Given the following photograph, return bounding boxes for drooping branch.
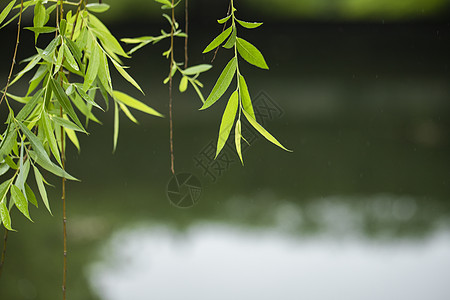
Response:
[0,0,24,107]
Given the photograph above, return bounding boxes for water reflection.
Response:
[88,195,450,300]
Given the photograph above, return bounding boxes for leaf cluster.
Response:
[0,0,162,230]
[201,0,290,164]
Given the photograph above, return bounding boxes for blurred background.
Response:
[0,0,450,299]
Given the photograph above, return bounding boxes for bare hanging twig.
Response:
[184,0,189,69]
[0,0,24,106]
[168,0,176,175]
[0,0,24,280]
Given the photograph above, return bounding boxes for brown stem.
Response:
[184,0,188,69]
[60,105,67,300]
[168,0,176,175]
[211,2,231,63]
[0,0,24,107]
[57,2,67,299]
[0,228,9,280]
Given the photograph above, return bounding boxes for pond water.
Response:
[0,23,450,300]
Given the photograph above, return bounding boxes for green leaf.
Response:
[216,90,239,158]
[86,3,110,13]
[190,80,205,103]
[54,43,65,74]
[0,162,9,177]
[179,76,188,93]
[113,101,119,152]
[41,112,62,166]
[74,84,103,111]
[0,0,16,26]
[65,37,83,70]
[0,180,11,203]
[51,116,84,132]
[203,26,233,54]
[183,64,212,75]
[49,77,85,132]
[155,0,172,6]
[63,43,79,71]
[236,19,263,29]
[200,57,236,110]
[0,199,13,231]
[238,75,255,119]
[9,55,41,86]
[42,36,61,59]
[33,166,51,215]
[16,122,78,180]
[0,125,17,160]
[88,14,129,58]
[25,26,57,34]
[113,91,163,117]
[83,37,101,91]
[118,102,138,124]
[242,109,291,152]
[27,65,48,96]
[236,37,269,70]
[235,119,243,164]
[65,127,80,152]
[11,185,32,221]
[217,15,231,24]
[223,26,236,49]
[112,60,144,94]
[97,51,112,94]
[25,183,38,208]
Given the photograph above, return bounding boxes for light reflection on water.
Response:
[88,195,450,300]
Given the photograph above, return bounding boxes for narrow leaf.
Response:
[236,37,269,69]
[63,43,79,71]
[238,75,255,119]
[236,19,263,29]
[49,77,85,131]
[33,166,51,214]
[0,0,16,26]
[216,90,239,158]
[112,60,144,94]
[183,64,212,75]
[118,102,138,124]
[0,199,13,231]
[113,101,119,152]
[217,15,231,24]
[25,183,38,208]
[11,185,32,221]
[113,91,163,117]
[242,109,291,152]
[86,3,110,13]
[203,26,233,54]
[235,119,243,164]
[223,26,236,49]
[201,57,236,110]
[83,37,101,91]
[41,113,62,165]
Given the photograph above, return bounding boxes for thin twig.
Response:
[211,2,231,63]
[58,1,68,299]
[168,0,176,175]
[0,228,9,280]
[0,0,24,107]
[184,0,188,69]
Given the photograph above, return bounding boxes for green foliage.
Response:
[0,0,162,229]
[122,0,211,104]
[201,0,290,164]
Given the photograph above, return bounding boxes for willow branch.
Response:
[0,229,9,280]
[0,0,24,107]
[184,0,188,69]
[168,0,176,175]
